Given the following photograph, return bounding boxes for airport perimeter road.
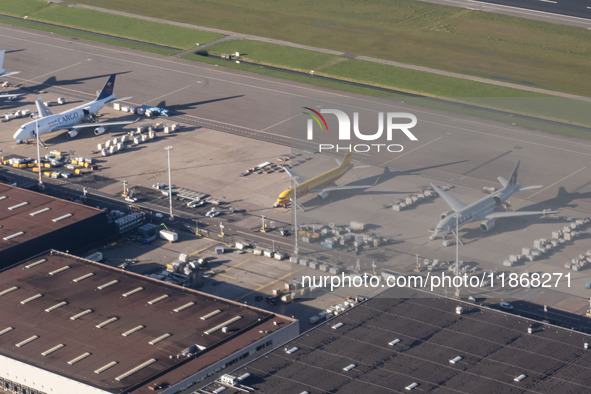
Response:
[418,0,591,28]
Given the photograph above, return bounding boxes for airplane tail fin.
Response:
[498,160,520,188]
[508,160,520,186]
[0,50,5,75]
[340,151,353,168]
[96,74,116,100]
[35,97,53,118]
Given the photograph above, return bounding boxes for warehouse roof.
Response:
[0,183,103,252]
[0,250,294,392]
[206,292,591,393]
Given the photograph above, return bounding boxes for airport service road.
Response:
[417,0,591,29]
[2,23,591,308]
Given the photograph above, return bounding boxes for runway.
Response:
[418,0,591,28]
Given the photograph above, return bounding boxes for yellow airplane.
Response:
[274,151,369,207]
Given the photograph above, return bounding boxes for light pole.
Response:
[292,175,298,256]
[455,213,460,298]
[35,119,43,189]
[164,146,174,221]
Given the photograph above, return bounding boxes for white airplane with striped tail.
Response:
[430,160,557,239]
[13,74,136,141]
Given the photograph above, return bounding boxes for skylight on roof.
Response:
[67,352,91,365]
[30,207,50,216]
[15,335,39,348]
[148,333,171,345]
[3,231,24,241]
[52,213,72,222]
[148,294,169,305]
[94,361,118,374]
[122,287,144,297]
[8,202,28,210]
[173,302,195,313]
[115,358,157,381]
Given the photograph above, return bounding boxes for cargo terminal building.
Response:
[0,250,298,393]
[0,184,113,267]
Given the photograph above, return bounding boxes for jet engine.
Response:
[319,191,329,199]
[94,126,106,135]
[440,210,454,220]
[67,129,79,138]
[479,219,496,232]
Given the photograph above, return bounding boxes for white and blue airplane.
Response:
[13,74,136,140]
[430,160,557,239]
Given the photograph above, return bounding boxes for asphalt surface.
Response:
[418,0,591,28]
[477,0,591,19]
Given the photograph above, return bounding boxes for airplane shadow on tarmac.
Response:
[154,95,244,115]
[14,71,132,95]
[301,159,469,210]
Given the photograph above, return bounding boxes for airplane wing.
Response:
[112,96,132,103]
[311,185,371,193]
[519,185,542,191]
[72,118,140,129]
[0,92,23,100]
[1,71,20,77]
[484,210,558,220]
[430,182,467,212]
[283,166,306,185]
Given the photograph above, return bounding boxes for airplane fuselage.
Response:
[276,163,353,206]
[13,96,113,140]
[434,184,519,236]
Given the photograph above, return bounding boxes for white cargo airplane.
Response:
[0,49,24,100]
[430,160,557,239]
[13,74,136,140]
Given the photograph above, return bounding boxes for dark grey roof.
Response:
[209,293,591,393]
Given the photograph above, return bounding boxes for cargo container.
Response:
[350,221,365,231]
[159,230,178,243]
[274,252,285,261]
[280,293,293,303]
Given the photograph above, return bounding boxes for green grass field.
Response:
[199,39,543,98]
[0,0,223,50]
[199,40,340,73]
[65,0,591,96]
